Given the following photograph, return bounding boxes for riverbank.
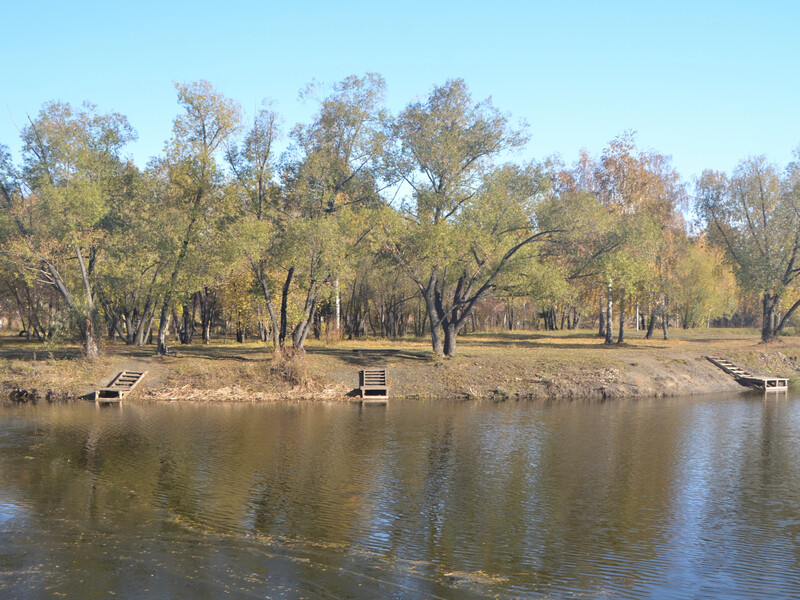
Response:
[2,328,799,404]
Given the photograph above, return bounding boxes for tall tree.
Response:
[93,166,163,346]
[591,133,685,343]
[383,79,559,357]
[279,73,387,352]
[696,155,800,341]
[153,80,241,355]
[227,102,283,350]
[0,103,135,357]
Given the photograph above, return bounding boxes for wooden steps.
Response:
[705,357,788,392]
[359,368,389,404]
[95,370,148,404]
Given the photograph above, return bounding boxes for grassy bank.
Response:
[2,328,799,403]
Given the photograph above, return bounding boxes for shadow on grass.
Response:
[677,337,754,345]
[467,331,598,341]
[156,345,268,362]
[308,347,432,366]
[0,346,83,361]
[460,338,671,351]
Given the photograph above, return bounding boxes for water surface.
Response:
[2,394,800,598]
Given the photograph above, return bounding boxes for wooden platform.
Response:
[95,370,148,404]
[359,368,389,404]
[705,357,788,391]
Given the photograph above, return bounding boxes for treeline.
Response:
[0,74,796,359]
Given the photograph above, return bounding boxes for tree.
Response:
[93,166,164,346]
[278,73,387,352]
[153,80,241,355]
[579,133,685,344]
[383,79,559,357]
[227,102,283,350]
[0,102,135,357]
[672,239,737,328]
[696,155,800,342]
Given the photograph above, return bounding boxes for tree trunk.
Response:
[761,293,779,342]
[661,295,669,340]
[645,304,656,339]
[203,318,213,344]
[74,247,100,359]
[418,270,445,356]
[156,303,170,355]
[292,283,319,351]
[335,277,340,332]
[252,263,280,351]
[419,266,495,358]
[598,295,606,338]
[107,312,119,341]
[617,293,625,344]
[423,293,444,356]
[292,300,317,351]
[180,302,194,344]
[604,282,614,345]
[313,311,322,340]
[83,314,99,359]
[259,321,268,342]
[137,306,156,347]
[443,322,457,357]
[279,267,294,348]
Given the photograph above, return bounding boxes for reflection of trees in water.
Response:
[5,399,800,598]
[672,398,800,586]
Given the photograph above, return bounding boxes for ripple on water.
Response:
[0,501,20,525]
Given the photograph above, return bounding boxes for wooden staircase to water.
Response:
[95,370,148,404]
[359,368,389,404]
[705,356,788,391]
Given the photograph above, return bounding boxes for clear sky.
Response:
[2,0,798,181]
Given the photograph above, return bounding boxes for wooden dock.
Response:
[359,368,389,404]
[704,357,788,391]
[95,370,148,404]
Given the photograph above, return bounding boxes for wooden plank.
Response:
[95,370,148,403]
[705,356,788,391]
[359,368,389,401]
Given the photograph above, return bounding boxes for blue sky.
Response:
[2,0,798,181]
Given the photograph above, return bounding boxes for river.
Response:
[1,394,799,599]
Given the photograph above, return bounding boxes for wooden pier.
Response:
[359,368,389,404]
[704,357,788,391]
[95,370,148,404]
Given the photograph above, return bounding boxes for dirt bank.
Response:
[2,329,796,405]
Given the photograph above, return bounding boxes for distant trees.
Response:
[672,241,737,328]
[0,74,796,359]
[554,133,687,344]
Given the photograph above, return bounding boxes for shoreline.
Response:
[1,329,798,406]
